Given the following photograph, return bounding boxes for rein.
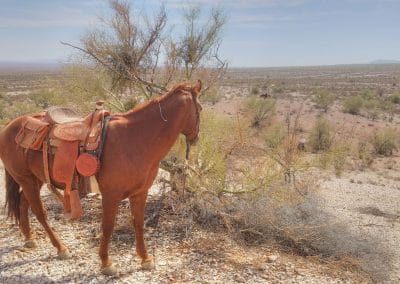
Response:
[158,101,167,122]
[185,140,191,160]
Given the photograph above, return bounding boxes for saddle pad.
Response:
[46,106,82,124]
[53,123,89,141]
[15,117,50,150]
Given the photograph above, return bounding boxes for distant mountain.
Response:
[0,61,61,72]
[370,59,400,64]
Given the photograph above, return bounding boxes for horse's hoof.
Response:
[141,256,155,270]
[24,239,37,248]
[58,249,71,260]
[101,265,118,276]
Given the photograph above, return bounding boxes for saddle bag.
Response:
[15,117,50,150]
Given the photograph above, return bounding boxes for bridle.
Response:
[185,92,202,160]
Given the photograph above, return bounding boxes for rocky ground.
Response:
[0,161,374,284]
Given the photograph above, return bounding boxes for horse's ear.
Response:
[193,80,202,95]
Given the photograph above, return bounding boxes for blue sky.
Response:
[0,0,399,67]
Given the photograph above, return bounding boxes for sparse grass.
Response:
[264,123,286,149]
[357,142,374,170]
[342,96,363,115]
[330,143,350,176]
[389,93,400,104]
[245,97,276,127]
[313,90,336,112]
[369,128,398,156]
[308,117,333,152]
[201,89,221,105]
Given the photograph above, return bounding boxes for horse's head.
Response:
[183,80,203,145]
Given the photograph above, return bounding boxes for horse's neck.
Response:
[121,93,188,160]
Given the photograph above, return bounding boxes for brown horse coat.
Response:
[0,80,202,274]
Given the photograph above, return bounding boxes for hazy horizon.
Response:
[0,0,399,68]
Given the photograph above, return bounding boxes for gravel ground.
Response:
[319,168,400,283]
[0,161,372,283]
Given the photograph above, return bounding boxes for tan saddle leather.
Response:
[16,101,110,220]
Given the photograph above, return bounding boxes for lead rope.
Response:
[158,101,167,122]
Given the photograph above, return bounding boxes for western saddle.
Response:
[15,101,110,220]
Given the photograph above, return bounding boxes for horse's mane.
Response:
[118,82,193,117]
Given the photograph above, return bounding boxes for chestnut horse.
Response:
[0,80,202,275]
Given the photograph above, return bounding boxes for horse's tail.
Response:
[4,169,21,224]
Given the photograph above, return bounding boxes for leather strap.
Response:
[42,138,51,184]
[43,139,64,204]
[98,115,111,161]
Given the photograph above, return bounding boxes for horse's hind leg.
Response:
[21,179,70,259]
[19,193,37,248]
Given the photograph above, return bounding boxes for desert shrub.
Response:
[369,129,398,156]
[360,89,375,101]
[201,89,220,105]
[250,86,260,96]
[272,84,284,94]
[357,142,374,170]
[30,89,66,109]
[0,97,7,120]
[342,96,363,115]
[363,99,380,120]
[330,143,350,176]
[60,65,109,113]
[166,111,235,196]
[245,97,276,127]
[313,90,336,112]
[264,123,286,149]
[2,101,41,119]
[389,93,400,104]
[317,142,349,176]
[308,117,333,152]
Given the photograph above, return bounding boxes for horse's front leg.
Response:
[99,194,120,276]
[129,191,154,270]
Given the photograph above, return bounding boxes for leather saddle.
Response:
[15,101,110,220]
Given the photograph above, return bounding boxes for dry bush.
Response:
[357,142,374,170]
[312,90,336,112]
[369,128,398,156]
[2,101,41,119]
[244,97,276,128]
[308,117,333,152]
[63,0,227,103]
[166,111,237,196]
[250,86,260,96]
[264,123,286,149]
[389,93,400,104]
[318,143,350,176]
[158,109,389,281]
[0,96,7,120]
[342,96,363,115]
[200,88,221,105]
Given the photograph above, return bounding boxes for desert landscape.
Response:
[1,63,400,283]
